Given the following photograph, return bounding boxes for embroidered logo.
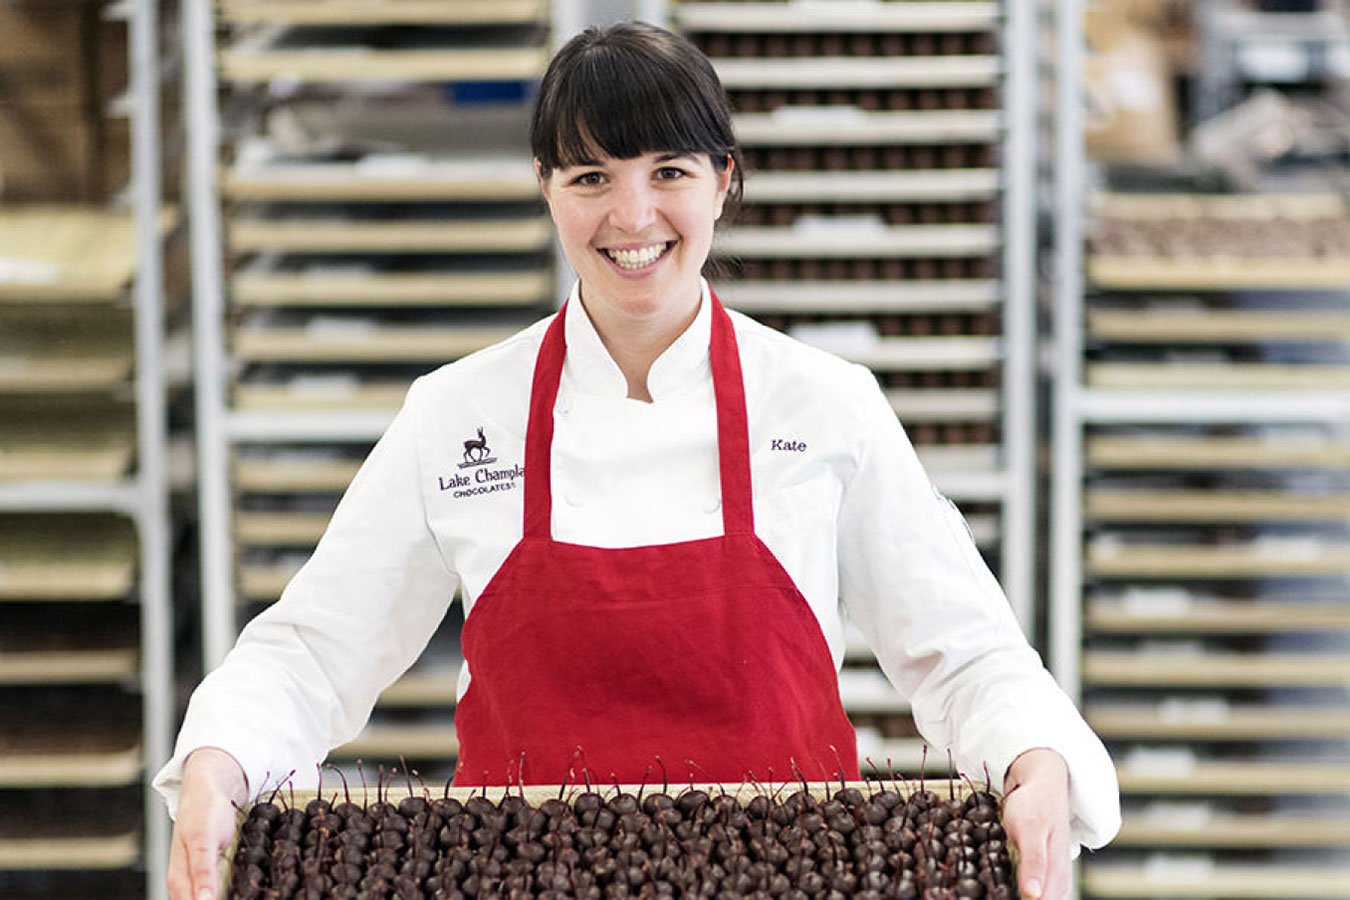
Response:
[438,426,522,498]
[459,426,496,468]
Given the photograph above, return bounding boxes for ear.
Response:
[535,158,552,203]
[713,155,734,221]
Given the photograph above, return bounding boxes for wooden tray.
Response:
[231,270,552,307]
[223,159,538,202]
[1087,704,1350,740]
[732,109,999,146]
[1089,309,1350,343]
[1087,598,1350,633]
[1086,434,1350,470]
[332,723,459,760]
[219,0,546,26]
[673,2,1000,33]
[1084,651,1350,688]
[228,216,552,255]
[0,743,142,788]
[743,168,998,204]
[0,207,139,303]
[233,380,408,413]
[0,648,138,685]
[1116,813,1350,847]
[220,45,548,84]
[711,55,998,90]
[231,324,518,364]
[1088,362,1350,390]
[233,455,364,492]
[1089,257,1350,291]
[237,561,303,602]
[1117,759,1350,795]
[1083,862,1350,898]
[1085,488,1350,522]
[0,833,140,870]
[1086,541,1350,578]
[719,223,997,259]
[0,517,136,600]
[234,509,332,547]
[719,278,999,314]
[884,387,998,422]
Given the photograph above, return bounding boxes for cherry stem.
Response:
[329,764,352,805]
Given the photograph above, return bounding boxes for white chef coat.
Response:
[154,280,1120,850]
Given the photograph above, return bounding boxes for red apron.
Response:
[453,293,859,786]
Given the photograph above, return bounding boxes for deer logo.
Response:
[462,426,491,465]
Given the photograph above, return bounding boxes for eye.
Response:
[655,166,689,181]
[570,170,604,187]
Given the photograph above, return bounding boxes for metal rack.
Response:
[185,0,568,785]
[0,1,172,897]
[671,0,1038,776]
[1052,4,1350,897]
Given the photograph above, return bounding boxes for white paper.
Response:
[1158,696,1230,724]
[1143,853,1216,882]
[0,258,60,285]
[788,321,880,356]
[1125,747,1197,778]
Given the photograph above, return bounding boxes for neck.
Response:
[579,286,702,403]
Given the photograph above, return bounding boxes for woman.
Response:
[160,22,1119,900]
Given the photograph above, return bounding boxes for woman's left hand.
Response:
[1002,747,1072,900]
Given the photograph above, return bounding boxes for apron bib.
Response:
[453,292,858,786]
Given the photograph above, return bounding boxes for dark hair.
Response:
[530,21,744,213]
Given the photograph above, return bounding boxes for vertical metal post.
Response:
[129,0,171,895]
[1051,0,1087,702]
[1000,0,1037,634]
[183,0,235,668]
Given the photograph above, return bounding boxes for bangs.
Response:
[534,38,732,172]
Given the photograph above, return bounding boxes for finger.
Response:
[187,833,224,900]
[1004,802,1050,900]
[167,829,191,900]
[1042,825,1073,900]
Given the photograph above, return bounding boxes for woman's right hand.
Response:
[166,747,249,900]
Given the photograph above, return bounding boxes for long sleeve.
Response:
[153,377,459,817]
[836,367,1121,851]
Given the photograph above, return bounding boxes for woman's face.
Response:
[539,149,732,328]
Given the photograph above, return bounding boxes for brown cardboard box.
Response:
[0,3,94,108]
[0,103,98,200]
[1083,7,1182,165]
[0,4,134,200]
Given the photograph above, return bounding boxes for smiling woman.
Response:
[157,22,1119,900]
[530,23,743,401]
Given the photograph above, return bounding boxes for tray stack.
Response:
[0,204,171,899]
[195,0,556,785]
[1068,193,1350,897]
[671,0,1030,779]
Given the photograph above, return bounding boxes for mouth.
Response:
[600,240,676,271]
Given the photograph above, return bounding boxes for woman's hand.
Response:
[1002,747,1072,900]
[167,747,249,900]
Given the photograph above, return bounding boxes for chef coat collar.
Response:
[561,279,713,402]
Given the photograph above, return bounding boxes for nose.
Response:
[607,176,658,234]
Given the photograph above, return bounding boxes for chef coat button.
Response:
[704,496,721,513]
[565,490,582,507]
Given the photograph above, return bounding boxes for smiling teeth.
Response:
[607,243,667,269]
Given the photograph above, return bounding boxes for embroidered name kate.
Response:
[771,438,807,452]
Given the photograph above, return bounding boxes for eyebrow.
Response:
[562,151,698,169]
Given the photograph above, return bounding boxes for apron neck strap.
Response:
[523,290,754,538]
